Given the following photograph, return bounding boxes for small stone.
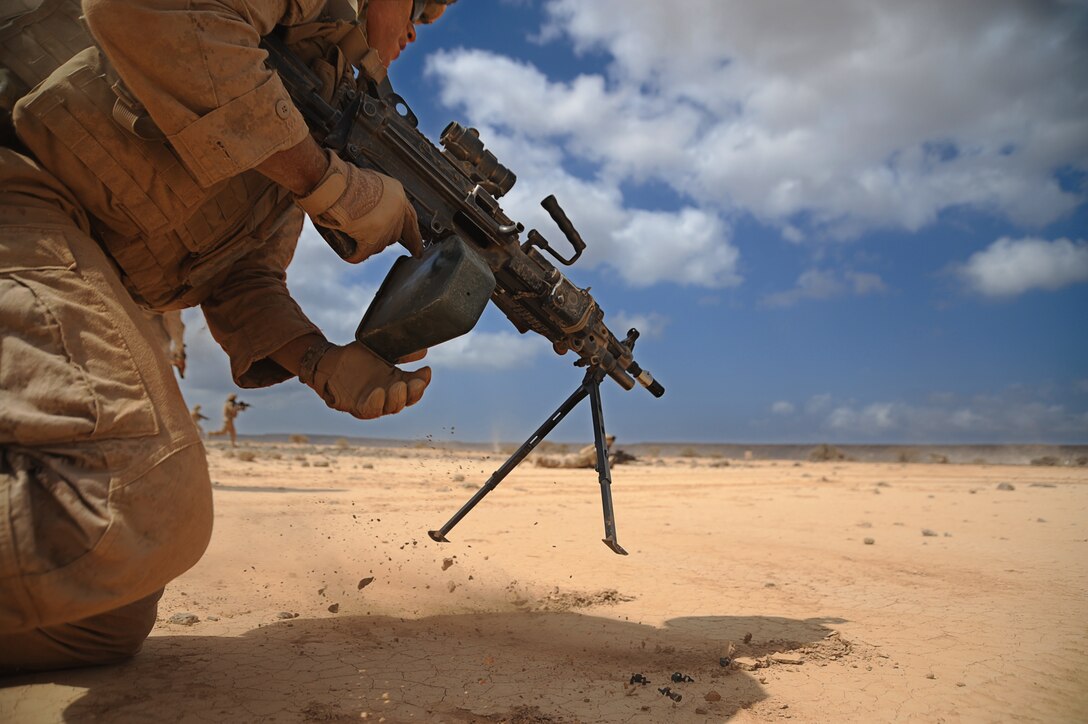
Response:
[328,603,340,613]
[695,708,708,715]
[206,615,220,622]
[956,682,966,687]
[922,528,938,537]
[732,657,762,671]
[276,611,298,620]
[925,672,936,680]
[863,537,875,545]
[358,577,375,590]
[447,581,457,593]
[442,558,455,571]
[743,632,753,644]
[770,653,804,665]
[704,690,722,702]
[169,612,199,626]
[996,482,1015,491]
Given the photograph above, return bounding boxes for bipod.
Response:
[428,366,628,555]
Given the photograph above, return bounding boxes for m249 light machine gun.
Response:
[262,34,664,555]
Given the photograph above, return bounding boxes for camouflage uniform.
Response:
[0,0,373,672]
[209,396,248,447]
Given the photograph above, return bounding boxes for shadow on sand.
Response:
[10,611,846,722]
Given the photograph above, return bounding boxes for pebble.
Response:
[442,558,455,571]
[358,577,375,590]
[770,653,804,665]
[704,690,722,702]
[863,537,875,545]
[732,657,762,671]
[996,482,1015,491]
[168,612,199,626]
[921,528,938,537]
[447,581,458,593]
[276,611,298,620]
[206,615,220,622]
[328,603,340,613]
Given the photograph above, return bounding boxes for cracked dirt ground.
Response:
[2,443,1086,722]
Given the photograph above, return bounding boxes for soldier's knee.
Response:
[0,589,162,673]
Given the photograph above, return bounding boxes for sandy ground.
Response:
[2,441,1086,723]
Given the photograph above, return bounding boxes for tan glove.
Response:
[299,341,430,420]
[296,150,423,263]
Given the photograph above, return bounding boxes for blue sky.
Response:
[180,0,1088,445]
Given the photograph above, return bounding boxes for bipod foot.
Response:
[427,530,449,543]
[603,537,628,556]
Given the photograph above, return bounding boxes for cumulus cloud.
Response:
[425,330,545,370]
[772,401,796,415]
[762,268,888,307]
[957,237,1088,297]
[430,0,1087,243]
[775,390,1088,442]
[610,311,669,340]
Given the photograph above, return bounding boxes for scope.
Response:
[440,122,516,198]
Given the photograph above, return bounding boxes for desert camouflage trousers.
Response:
[0,149,213,672]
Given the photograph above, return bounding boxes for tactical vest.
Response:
[0,0,90,145]
[3,1,363,311]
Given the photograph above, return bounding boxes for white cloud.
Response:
[762,268,888,307]
[775,391,1088,442]
[436,122,742,288]
[772,401,796,415]
[430,0,1087,242]
[610,311,669,341]
[957,236,1088,297]
[425,329,545,370]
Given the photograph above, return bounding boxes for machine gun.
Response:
[261,34,664,554]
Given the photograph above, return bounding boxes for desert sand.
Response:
[2,440,1086,723]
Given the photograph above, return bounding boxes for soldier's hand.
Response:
[301,342,430,420]
[296,150,423,263]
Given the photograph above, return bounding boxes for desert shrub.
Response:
[928,453,950,464]
[1075,456,1088,467]
[809,444,846,462]
[236,450,256,462]
[335,437,351,449]
[896,449,918,463]
[290,434,309,444]
[679,447,699,458]
[1030,456,1060,466]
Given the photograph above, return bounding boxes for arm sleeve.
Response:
[82,0,326,188]
[200,206,322,387]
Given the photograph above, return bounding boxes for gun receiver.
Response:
[262,34,664,552]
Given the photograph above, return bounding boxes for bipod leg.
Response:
[587,373,628,555]
[428,375,592,544]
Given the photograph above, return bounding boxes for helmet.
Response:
[228,393,237,400]
[412,0,457,24]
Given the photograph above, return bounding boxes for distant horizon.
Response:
[219,432,1088,450]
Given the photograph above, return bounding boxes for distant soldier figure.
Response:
[535,436,617,469]
[190,405,208,439]
[209,394,249,447]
